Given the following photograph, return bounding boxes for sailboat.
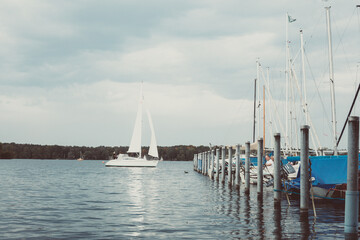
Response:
[106,84,159,167]
[77,151,84,161]
[283,6,360,201]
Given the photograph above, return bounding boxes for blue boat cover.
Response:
[308,155,348,185]
[240,157,260,166]
[288,154,360,185]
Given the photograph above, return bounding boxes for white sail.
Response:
[128,91,143,155]
[147,109,158,158]
[106,83,159,168]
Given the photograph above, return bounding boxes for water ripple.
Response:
[0,160,356,239]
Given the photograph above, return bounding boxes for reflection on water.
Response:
[257,196,265,240]
[300,211,310,240]
[0,160,356,239]
[244,192,251,237]
[273,202,282,239]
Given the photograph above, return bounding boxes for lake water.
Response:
[0,160,356,239]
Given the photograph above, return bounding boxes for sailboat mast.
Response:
[325,6,338,155]
[285,13,290,156]
[300,30,309,125]
[253,78,257,143]
[263,85,265,153]
[257,60,261,139]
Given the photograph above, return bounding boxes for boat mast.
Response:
[300,30,308,125]
[285,13,290,156]
[266,67,275,149]
[325,6,338,155]
[257,60,261,139]
[263,85,266,153]
[300,29,321,156]
[253,78,257,143]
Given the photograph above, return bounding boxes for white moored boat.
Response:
[106,154,158,167]
[106,83,159,168]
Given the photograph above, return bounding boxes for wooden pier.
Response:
[193,116,359,236]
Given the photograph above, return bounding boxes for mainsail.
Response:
[128,91,143,155]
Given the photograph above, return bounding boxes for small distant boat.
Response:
[77,152,84,161]
[106,83,159,168]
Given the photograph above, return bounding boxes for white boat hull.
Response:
[105,157,158,167]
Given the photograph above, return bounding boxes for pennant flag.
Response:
[288,15,296,23]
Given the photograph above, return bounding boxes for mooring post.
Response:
[205,151,209,176]
[205,151,208,176]
[300,125,310,211]
[210,150,214,179]
[201,152,205,175]
[228,146,233,186]
[208,150,211,177]
[212,149,215,179]
[208,150,212,177]
[245,141,250,194]
[193,154,196,171]
[257,138,263,195]
[198,153,201,173]
[196,154,199,171]
[221,147,226,183]
[208,150,211,178]
[274,133,281,202]
[204,151,207,176]
[235,144,240,188]
[216,148,220,181]
[196,154,199,172]
[197,153,199,172]
[197,153,201,172]
[202,152,205,175]
[345,116,359,235]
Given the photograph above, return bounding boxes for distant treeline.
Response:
[0,142,210,161]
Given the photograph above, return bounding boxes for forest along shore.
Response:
[0,142,210,161]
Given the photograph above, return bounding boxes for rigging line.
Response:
[303,8,324,49]
[333,7,358,83]
[336,83,360,147]
[288,43,301,68]
[304,51,333,135]
[333,6,356,54]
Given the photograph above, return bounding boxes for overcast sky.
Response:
[0,0,359,150]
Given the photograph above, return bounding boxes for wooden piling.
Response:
[205,151,208,176]
[274,133,281,202]
[300,125,310,211]
[235,144,240,187]
[228,146,233,186]
[216,148,220,181]
[345,116,359,234]
[221,147,226,183]
[245,141,250,194]
[257,138,263,195]
[193,154,197,171]
[210,150,214,179]
[202,152,205,175]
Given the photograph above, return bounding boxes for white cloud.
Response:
[0,81,254,146]
[0,0,359,149]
